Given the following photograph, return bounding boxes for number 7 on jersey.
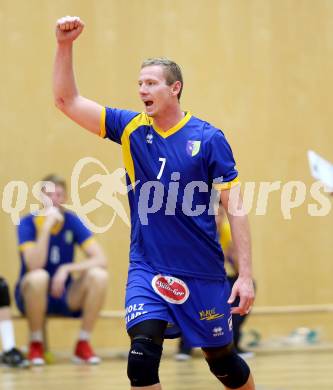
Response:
[157,157,166,179]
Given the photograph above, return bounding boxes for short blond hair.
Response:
[41,174,66,191]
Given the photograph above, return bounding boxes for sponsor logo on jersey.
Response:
[212,326,224,337]
[151,275,190,304]
[186,140,201,157]
[199,308,224,321]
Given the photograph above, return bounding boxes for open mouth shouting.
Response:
[144,100,153,107]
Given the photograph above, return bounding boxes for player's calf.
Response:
[203,344,251,389]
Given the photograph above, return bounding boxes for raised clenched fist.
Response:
[55,16,84,43]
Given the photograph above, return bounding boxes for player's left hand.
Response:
[51,266,69,298]
[228,276,255,316]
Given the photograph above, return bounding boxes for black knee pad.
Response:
[206,350,250,389]
[127,335,163,387]
[0,277,11,307]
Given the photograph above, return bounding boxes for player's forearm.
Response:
[228,214,252,278]
[53,42,79,110]
[62,256,107,275]
[24,228,51,270]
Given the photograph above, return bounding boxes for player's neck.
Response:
[153,105,184,132]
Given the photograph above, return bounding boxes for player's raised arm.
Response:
[53,16,103,135]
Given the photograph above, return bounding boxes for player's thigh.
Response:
[168,276,233,348]
[125,267,173,332]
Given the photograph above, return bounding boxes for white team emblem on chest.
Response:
[146,133,154,144]
[186,140,201,156]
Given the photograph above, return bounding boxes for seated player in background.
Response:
[15,174,108,365]
[0,276,29,367]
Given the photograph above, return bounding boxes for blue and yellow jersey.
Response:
[17,211,94,280]
[101,108,239,280]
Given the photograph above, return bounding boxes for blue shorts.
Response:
[15,281,82,318]
[125,263,233,348]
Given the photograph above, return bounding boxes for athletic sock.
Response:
[30,330,43,343]
[0,320,16,352]
[78,329,91,341]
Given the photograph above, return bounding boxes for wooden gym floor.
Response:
[1,349,333,390]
